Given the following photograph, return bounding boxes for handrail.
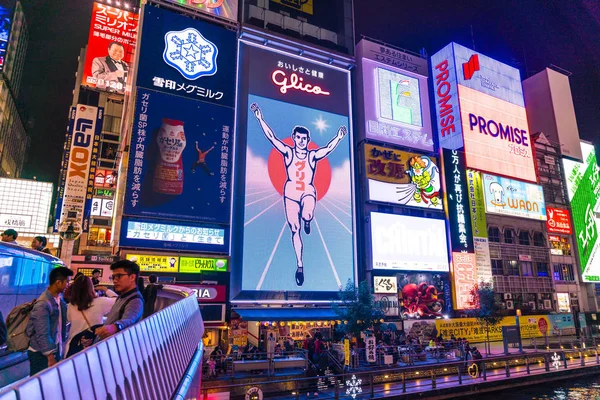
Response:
[0,290,204,399]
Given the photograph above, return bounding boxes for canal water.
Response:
[479,375,600,399]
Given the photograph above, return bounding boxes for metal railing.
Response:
[0,286,205,400]
[201,347,600,399]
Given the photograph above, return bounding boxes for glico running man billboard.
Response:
[122,5,236,252]
[563,142,600,282]
[231,41,355,300]
[364,144,442,210]
[431,42,536,182]
[82,2,139,94]
[356,39,434,151]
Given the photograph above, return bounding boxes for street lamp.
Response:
[516,309,524,353]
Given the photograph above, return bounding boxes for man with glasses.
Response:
[95,260,143,339]
[26,266,73,375]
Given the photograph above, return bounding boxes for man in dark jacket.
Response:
[26,267,73,375]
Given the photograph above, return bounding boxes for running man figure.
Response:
[251,103,347,286]
[191,141,214,175]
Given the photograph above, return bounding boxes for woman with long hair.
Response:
[65,275,116,356]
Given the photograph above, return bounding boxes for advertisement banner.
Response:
[442,149,474,252]
[466,170,487,238]
[374,294,399,317]
[435,315,553,342]
[119,217,228,253]
[371,212,449,272]
[126,254,179,273]
[482,173,546,221]
[124,87,233,224]
[344,339,350,366]
[563,142,600,282]
[546,207,573,235]
[451,252,477,310]
[364,144,442,209]
[162,0,238,22]
[0,2,14,72]
[373,276,397,294]
[82,2,139,94]
[357,39,433,151]
[179,256,228,273]
[136,5,237,107]
[56,105,102,232]
[233,41,354,296]
[181,284,227,302]
[366,337,376,363]
[398,272,449,319]
[473,237,492,283]
[54,107,76,231]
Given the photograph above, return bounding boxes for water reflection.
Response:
[480,376,600,399]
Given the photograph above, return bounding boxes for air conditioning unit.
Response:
[506,300,515,310]
[504,293,513,300]
[537,293,543,300]
[528,302,536,310]
[544,299,552,310]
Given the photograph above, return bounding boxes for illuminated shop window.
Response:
[87,227,112,247]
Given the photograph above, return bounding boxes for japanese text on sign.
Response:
[130,92,150,208]
[152,76,223,100]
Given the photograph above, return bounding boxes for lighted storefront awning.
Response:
[233,308,340,321]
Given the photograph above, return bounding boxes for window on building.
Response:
[533,232,546,247]
[491,259,503,275]
[536,262,549,277]
[518,231,530,246]
[488,227,501,243]
[504,229,515,244]
[553,264,575,282]
[102,115,122,134]
[506,260,519,276]
[520,261,533,277]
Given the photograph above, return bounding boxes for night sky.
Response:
[18,0,600,183]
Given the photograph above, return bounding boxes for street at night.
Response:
[0,1,599,399]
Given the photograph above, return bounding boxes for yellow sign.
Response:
[436,315,551,343]
[179,257,228,273]
[344,339,350,366]
[127,254,179,273]
[365,144,432,185]
[271,0,313,15]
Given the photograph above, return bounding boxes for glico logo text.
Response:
[68,110,95,179]
[271,70,330,96]
[468,113,529,147]
[434,60,458,138]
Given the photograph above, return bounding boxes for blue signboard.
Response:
[137,5,237,107]
[119,217,228,253]
[482,173,546,221]
[124,87,233,225]
[0,4,13,72]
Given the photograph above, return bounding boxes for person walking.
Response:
[65,275,116,357]
[95,260,143,339]
[25,267,73,375]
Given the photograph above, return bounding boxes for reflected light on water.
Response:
[479,376,600,399]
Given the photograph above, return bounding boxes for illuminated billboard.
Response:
[370,212,449,272]
[0,178,53,234]
[563,142,600,282]
[231,41,354,300]
[136,5,236,106]
[0,3,13,71]
[451,252,477,310]
[442,149,473,252]
[482,173,546,221]
[364,144,442,210]
[356,39,433,151]
[398,272,452,319]
[162,0,238,22]
[119,217,227,253]
[126,254,180,273]
[55,105,103,232]
[467,170,492,283]
[82,2,139,94]
[124,5,236,226]
[546,207,572,235]
[124,253,228,273]
[431,42,536,182]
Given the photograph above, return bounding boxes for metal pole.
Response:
[402,372,406,393]
[482,361,487,381]
[526,356,530,374]
[505,361,510,377]
[370,373,374,398]
[581,351,585,366]
[431,370,436,389]
[545,354,550,372]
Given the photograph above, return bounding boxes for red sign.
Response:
[546,207,572,234]
[173,284,226,303]
[452,252,478,310]
[82,2,139,94]
[94,169,117,188]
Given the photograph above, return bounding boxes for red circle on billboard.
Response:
[267,137,332,201]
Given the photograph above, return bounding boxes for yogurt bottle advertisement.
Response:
[124,87,233,224]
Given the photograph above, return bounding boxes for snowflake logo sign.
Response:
[551,352,562,370]
[163,28,218,80]
[345,375,362,399]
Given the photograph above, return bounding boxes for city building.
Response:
[0,1,28,178]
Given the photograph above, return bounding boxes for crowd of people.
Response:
[1,228,52,254]
[23,260,145,375]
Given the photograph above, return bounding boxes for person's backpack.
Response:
[5,300,37,352]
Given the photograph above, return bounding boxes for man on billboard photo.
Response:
[250,102,347,287]
[191,141,215,176]
[92,41,128,91]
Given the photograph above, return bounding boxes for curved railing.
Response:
[0,285,204,400]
